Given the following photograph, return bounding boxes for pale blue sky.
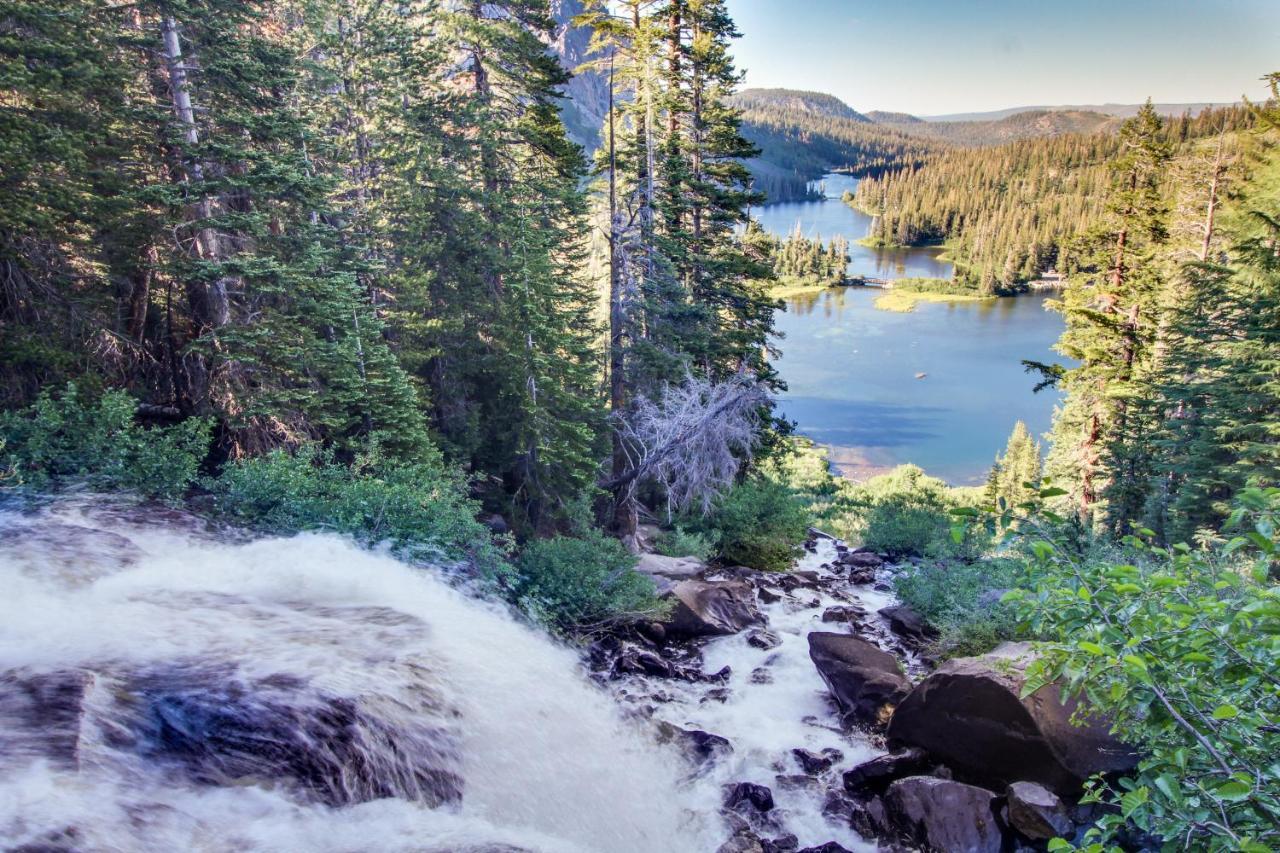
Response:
[726,0,1279,115]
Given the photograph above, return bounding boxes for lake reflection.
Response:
[758,193,1067,483]
[752,173,953,281]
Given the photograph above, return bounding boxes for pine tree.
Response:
[1046,103,1171,530]
[985,420,1043,513]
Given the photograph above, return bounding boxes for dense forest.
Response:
[731,88,944,202]
[1,2,1279,850]
[852,105,1257,292]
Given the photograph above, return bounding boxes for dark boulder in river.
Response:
[887,642,1138,794]
[807,632,911,727]
[883,776,1003,853]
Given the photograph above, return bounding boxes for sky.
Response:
[725,0,1280,116]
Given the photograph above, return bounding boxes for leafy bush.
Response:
[980,487,1280,851]
[512,530,664,630]
[207,443,500,568]
[840,465,986,559]
[653,525,716,561]
[0,384,211,501]
[893,556,1026,657]
[710,476,810,572]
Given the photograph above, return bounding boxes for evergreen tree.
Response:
[985,420,1043,513]
[1045,103,1171,530]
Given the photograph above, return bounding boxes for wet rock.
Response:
[884,776,1003,853]
[665,580,764,638]
[873,582,893,593]
[821,789,858,822]
[762,834,799,853]
[655,721,734,766]
[842,551,884,570]
[747,629,782,650]
[887,642,1138,794]
[702,687,732,704]
[841,748,929,797]
[637,621,666,644]
[139,667,462,808]
[792,747,842,774]
[718,829,766,853]
[1006,781,1072,840]
[807,632,911,727]
[750,667,773,685]
[612,645,673,678]
[877,605,937,647]
[848,796,891,839]
[0,669,97,769]
[797,844,854,853]
[820,605,865,628]
[725,782,776,813]
[774,774,821,793]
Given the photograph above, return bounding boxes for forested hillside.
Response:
[731,88,944,202]
[0,0,779,539]
[852,105,1256,291]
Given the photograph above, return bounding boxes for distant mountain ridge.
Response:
[732,88,871,123]
[923,102,1236,122]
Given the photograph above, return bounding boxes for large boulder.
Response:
[887,642,1138,794]
[665,580,764,638]
[884,776,1003,853]
[807,633,911,727]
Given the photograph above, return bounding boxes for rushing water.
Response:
[0,498,918,851]
[756,173,1066,484]
[0,499,722,853]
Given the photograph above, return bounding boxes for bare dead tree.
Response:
[602,372,768,518]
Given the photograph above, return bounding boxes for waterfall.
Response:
[0,498,721,852]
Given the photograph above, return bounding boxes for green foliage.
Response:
[652,526,716,562]
[980,486,1280,850]
[707,476,810,572]
[512,530,663,630]
[0,385,211,501]
[852,105,1251,290]
[835,465,986,559]
[985,420,1044,517]
[743,221,850,286]
[893,556,1026,658]
[206,443,499,568]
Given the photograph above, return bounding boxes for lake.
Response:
[759,174,1066,485]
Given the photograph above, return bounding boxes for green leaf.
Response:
[1214,780,1253,801]
[1078,641,1105,656]
[1120,787,1149,818]
[1211,704,1238,720]
[1039,486,1068,499]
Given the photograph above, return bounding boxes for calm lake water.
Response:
[760,174,1066,485]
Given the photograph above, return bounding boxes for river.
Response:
[756,173,1066,485]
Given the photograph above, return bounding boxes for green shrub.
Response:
[512,530,663,630]
[653,525,716,561]
[893,556,1026,657]
[0,384,211,501]
[974,486,1280,850]
[711,476,810,571]
[207,443,500,568]
[837,465,986,559]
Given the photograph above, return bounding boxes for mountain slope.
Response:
[880,109,1119,146]
[924,102,1236,122]
[732,88,871,123]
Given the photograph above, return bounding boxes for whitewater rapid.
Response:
[0,499,723,852]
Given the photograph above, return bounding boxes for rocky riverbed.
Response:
[0,499,1136,852]
[586,531,1138,852]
